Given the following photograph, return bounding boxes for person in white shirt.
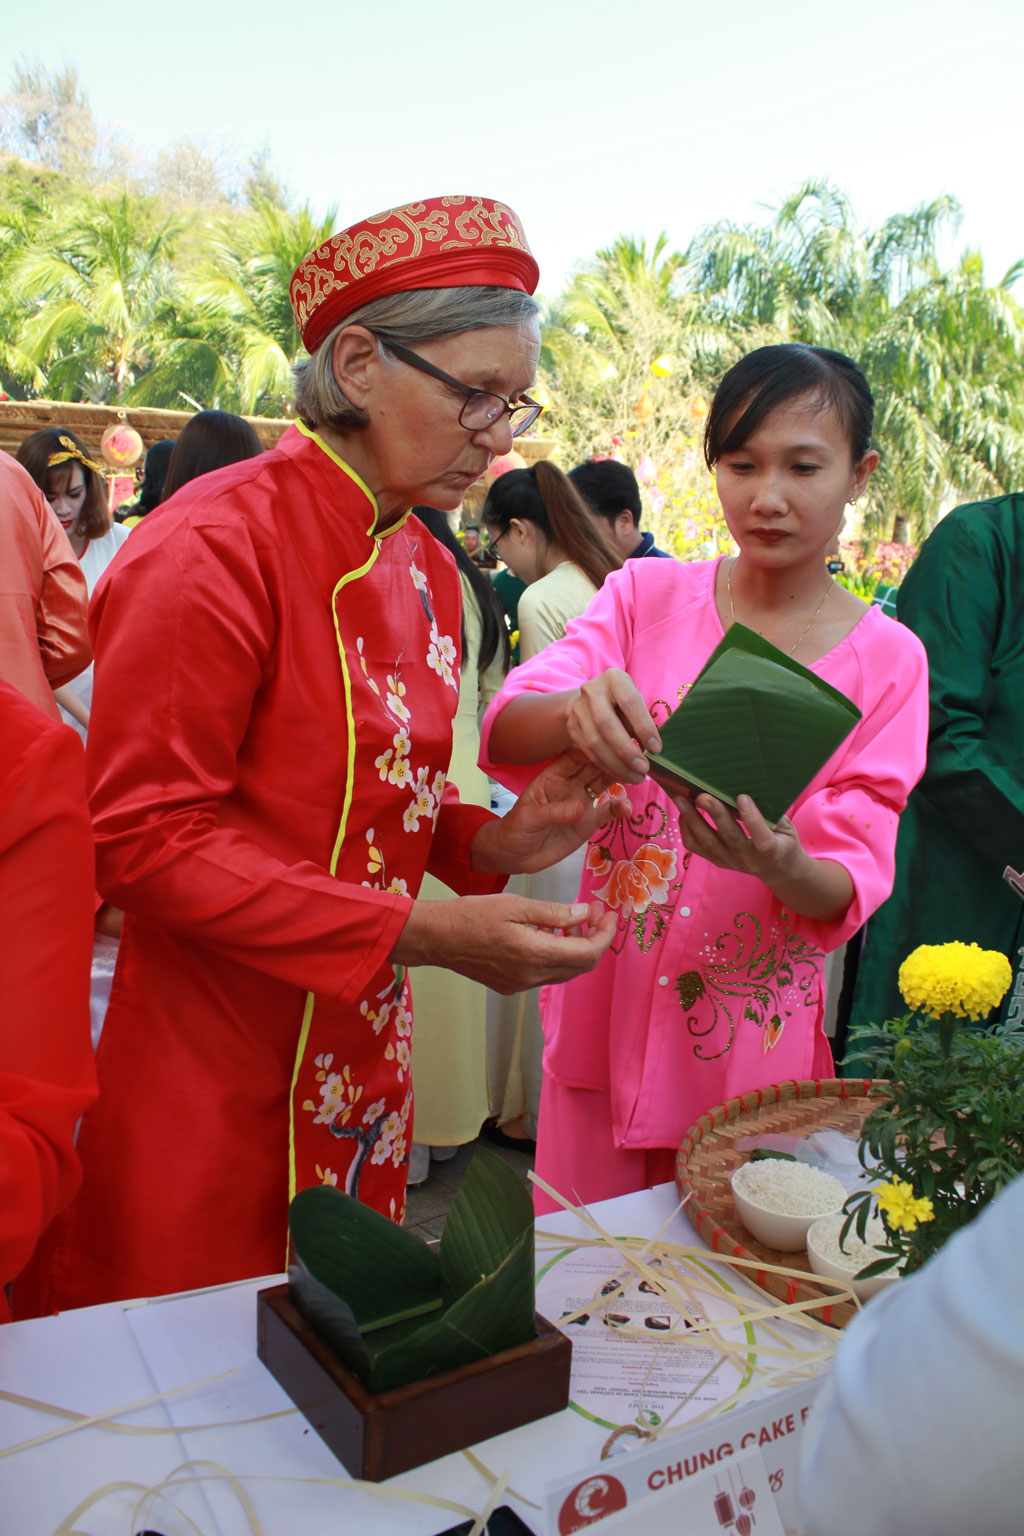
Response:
[799,1172,1024,1536]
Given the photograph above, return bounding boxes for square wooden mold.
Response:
[257,1283,572,1482]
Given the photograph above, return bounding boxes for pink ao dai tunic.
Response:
[480,557,929,1165]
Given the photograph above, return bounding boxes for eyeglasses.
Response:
[378,339,544,439]
[489,526,512,553]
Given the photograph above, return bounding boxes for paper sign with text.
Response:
[552,1446,784,1535]
[545,1375,824,1534]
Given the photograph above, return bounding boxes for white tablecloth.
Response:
[0,1185,794,1536]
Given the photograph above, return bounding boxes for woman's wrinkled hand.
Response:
[564,669,661,783]
[471,751,615,875]
[390,892,617,993]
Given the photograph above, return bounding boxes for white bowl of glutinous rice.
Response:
[806,1212,902,1299]
[731,1159,846,1250]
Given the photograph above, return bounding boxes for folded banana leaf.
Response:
[644,622,861,826]
[288,1147,537,1394]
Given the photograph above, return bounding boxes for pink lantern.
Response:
[100,422,143,468]
[486,449,527,481]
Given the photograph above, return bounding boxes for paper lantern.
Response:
[651,353,674,377]
[100,422,144,468]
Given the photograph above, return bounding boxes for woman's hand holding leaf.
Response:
[565,668,661,783]
[672,791,854,922]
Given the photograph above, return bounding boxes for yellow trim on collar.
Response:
[294,419,412,539]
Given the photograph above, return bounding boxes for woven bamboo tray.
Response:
[675,1078,886,1330]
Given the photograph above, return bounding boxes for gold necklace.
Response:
[726,557,835,657]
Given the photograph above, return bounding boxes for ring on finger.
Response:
[584,783,601,802]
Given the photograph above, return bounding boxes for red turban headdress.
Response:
[289,195,539,355]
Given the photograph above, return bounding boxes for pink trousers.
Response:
[532,1074,677,1216]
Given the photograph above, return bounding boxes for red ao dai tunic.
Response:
[33,425,501,1313]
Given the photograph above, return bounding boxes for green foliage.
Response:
[179,199,337,415]
[2,76,1021,540]
[538,179,1024,550]
[833,570,880,602]
[9,189,182,402]
[288,1148,536,1394]
[843,1012,1024,1274]
[538,236,735,556]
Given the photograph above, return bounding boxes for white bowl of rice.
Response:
[730,1159,846,1250]
[806,1212,902,1299]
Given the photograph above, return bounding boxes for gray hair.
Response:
[291,285,540,434]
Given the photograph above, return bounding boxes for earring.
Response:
[847,498,857,507]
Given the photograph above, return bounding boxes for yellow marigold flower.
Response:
[875,1178,935,1233]
[898,941,1012,1021]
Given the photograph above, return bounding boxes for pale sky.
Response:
[3,0,1022,299]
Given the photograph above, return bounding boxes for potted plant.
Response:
[842,941,1018,1277]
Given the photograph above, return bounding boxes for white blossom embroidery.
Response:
[427,623,458,690]
[371,1091,412,1169]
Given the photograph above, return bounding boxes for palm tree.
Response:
[0,173,52,395]
[685,181,1024,540]
[10,190,182,402]
[541,233,726,462]
[538,234,735,556]
[176,199,338,416]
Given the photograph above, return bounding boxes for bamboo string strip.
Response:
[3,1364,540,1534]
[0,1386,298,1443]
[531,1172,843,1445]
[467,1468,512,1536]
[49,1460,506,1536]
[0,1369,253,1460]
[460,1447,541,1510]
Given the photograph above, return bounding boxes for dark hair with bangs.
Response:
[15,426,111,542]
[703,345,874,469]
[482,461,621,592]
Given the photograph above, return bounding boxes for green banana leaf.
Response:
[368,1229,536,1393]
[288,1147,537,1394]
[289,1183,441,1331]
[440,1135,535,1304]
[645,621,861,826]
